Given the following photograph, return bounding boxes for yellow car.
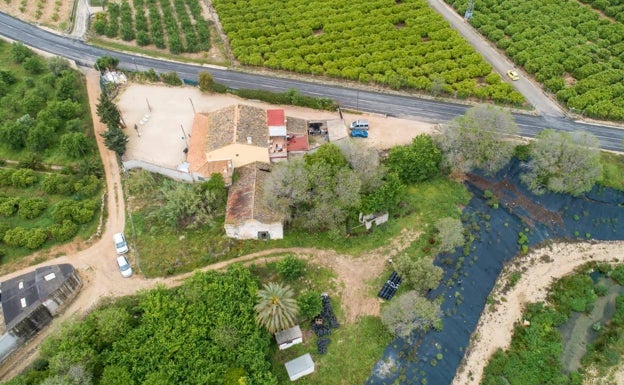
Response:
[506,70,520,81]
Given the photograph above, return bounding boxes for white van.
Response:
[113,232,129,254]
[349,120,369,130]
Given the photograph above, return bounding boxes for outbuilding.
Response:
[275,325,303,350]
[285,353,315,381]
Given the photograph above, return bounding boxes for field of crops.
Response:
[446,0,624,121]
[212,0,524,105]
[92,0,211,54]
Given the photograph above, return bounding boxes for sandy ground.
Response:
[117,83,437,168]
[452,240,624,385]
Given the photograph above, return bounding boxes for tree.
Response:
[101,126,128,156]
[437,105,519,175]
[96,93,121,128]
[395,254,443,294]
[435,217,465,253]
[47,57,71,76]
[386,134,442,183]
[338,139,384,192]
[276,255,306,281]
[255,282,298,334]
[61,133,92,159]
[380,291,441,341]
[521,129,602,195]
[95,56,119,72]
[10,42,32,64]
[360,172,406,214]
[198,71,214,92]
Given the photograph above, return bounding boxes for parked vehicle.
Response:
[350,129,368,138]
[349,119,369,130]
[113,232,129,254]
[308,122,327,135]
[116,255,133,278]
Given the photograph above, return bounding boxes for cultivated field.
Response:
[0,0,73,30]
[446,0,624,121]
[212,0,524,105]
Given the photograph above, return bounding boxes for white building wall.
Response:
[224,220,283,240]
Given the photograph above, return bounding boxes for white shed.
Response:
[275,325,303,350]
[285,353,315,381]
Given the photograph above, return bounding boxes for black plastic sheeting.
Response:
[366,159,624,385]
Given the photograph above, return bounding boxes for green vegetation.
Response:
[446,0,624,121]
[0,42,102,262]
[91,0,211,54]
[212,0,524,104]
[381,291,442,340]
[255,282,299,334]
[521,130,602,195]
[6,265,278,385]
[438,105,519,175]
[599,152,624,191]
[481,264,624,385]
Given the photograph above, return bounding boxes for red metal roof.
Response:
[267,109,285,127]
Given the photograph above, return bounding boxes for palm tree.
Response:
[255,282,298,334]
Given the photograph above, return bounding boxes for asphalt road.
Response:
[0,11,623,151]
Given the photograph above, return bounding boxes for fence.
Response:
[122,159,194,182]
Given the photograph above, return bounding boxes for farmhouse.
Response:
[224,162,283,240]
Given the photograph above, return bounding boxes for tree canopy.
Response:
[255,282,299,334]
[437,105,519,175]
[521,129,602,195]
[380,291,442,341]
[386,134,442,184]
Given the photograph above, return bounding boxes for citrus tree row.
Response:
[446,0,624,121]
[212,0,524,105]
[92,0,210,54]
[578,0,624,23]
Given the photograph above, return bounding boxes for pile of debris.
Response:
[312,293,340,354]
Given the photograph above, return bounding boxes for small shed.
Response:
[285,353,315,381]
[275,325,303,350]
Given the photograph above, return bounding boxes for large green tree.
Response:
[96,93,121,128]
[264,143,363,230]
[437,105,519,175]
[386,134,442,184]
[254,282,298,334]
[521,129,602,195]
[101,125,127,156]
[395,254,443,294]
[380,291,441,341]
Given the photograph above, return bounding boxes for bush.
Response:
[277,255,306,281]
[3,227,27,247]
[0,197,20,217]
[52,200,98,224]
[297,290,322,321]
[49,220,79,241]
[24,228,47,249]
[73,175,101,198]
[11,168,38,188]
[18,198,47,219]
[160,71,182,86]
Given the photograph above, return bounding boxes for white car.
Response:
[116,255,133,278]
[113,232,129,254]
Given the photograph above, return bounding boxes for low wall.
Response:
[122,159,194,182]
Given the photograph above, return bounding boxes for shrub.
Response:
[52,200,98,224]
[73,175,101,198]
[277,255,306,281]
[0,197,20,217]
[49,220,79,241]
[160,71,182,86]
[3,227,27,247]
[11,168,38,188]
[297,290,322,321]
[18,198,47,219]
[24,228,47,249]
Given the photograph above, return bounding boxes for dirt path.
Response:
[452,240,624,385]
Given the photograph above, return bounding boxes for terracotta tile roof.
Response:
[196,159,233,185]
[225,162,282,225]
[267,109,285,126]
[237,105,269,146]
[287,134,309,152]
[206,105,236,152]
[188,113,210,171]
